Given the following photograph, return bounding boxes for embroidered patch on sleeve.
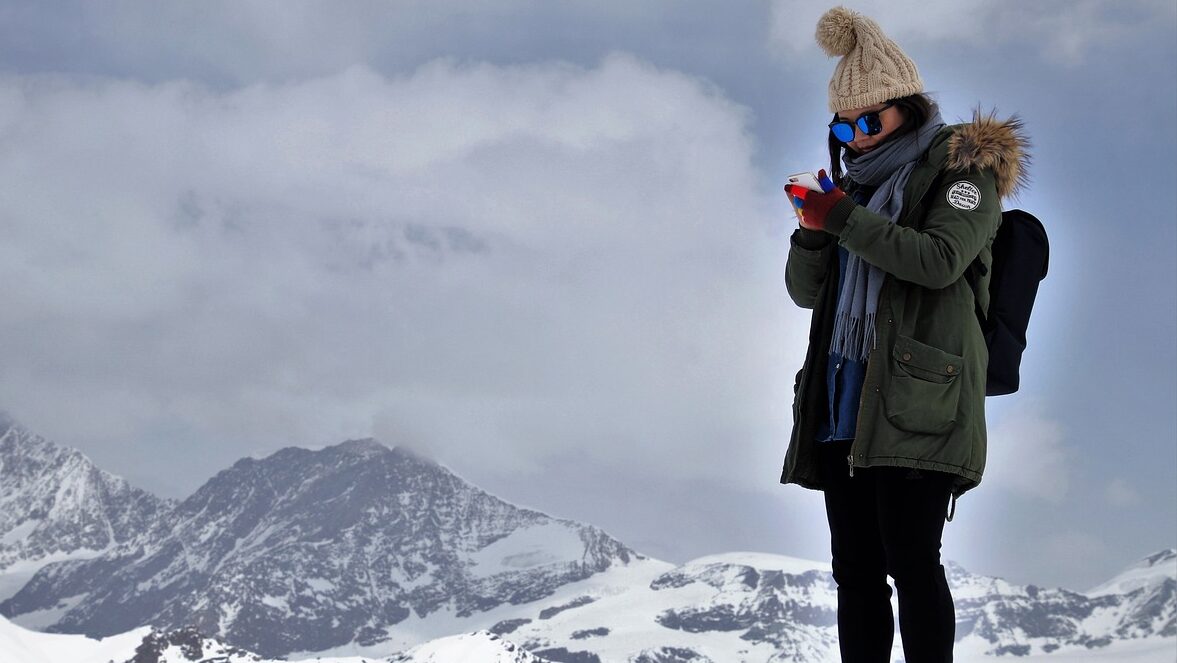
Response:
[946,181,981,211]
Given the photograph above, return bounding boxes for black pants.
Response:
[817,439,956,663]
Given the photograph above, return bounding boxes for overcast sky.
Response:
[0,0,1174,592]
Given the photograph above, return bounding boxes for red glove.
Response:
[784,169,847,232]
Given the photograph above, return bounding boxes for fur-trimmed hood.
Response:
[946,109,1031,200]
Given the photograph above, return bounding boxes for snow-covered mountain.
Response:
[476,551,838,663]
[0,415,1172,662]
[950,549,1176,654]
[1087,549,1176,598]
[0,614,553,663]
[0,415,174,605]
[0,437,639,657]
[2,551,1175,663]
[454,551,1176,662]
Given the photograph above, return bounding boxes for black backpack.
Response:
[967,209,1049,396]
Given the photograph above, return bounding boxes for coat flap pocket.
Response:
[892,335,963,381]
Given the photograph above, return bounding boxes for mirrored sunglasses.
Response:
[828,103,895,143]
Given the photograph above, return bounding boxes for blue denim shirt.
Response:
[815,245,868,442]
[815,185,874,443]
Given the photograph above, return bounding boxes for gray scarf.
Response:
[831,109,945,360]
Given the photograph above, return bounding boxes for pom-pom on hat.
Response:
[817,6,923,113]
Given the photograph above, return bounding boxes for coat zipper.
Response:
[846,350,871,478]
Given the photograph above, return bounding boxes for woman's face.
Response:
[838,102,906,155]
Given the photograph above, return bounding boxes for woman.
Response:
[779,7,1030,662]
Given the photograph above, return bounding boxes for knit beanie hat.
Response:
[816,6,923,113]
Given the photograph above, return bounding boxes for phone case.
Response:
[786,172,824,192]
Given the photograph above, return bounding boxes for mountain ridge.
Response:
[1,430,640,657]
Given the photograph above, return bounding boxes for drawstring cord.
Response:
[945,494,957,522]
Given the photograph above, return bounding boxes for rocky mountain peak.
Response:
[1144,549,1177,568]
[1,429,637,658]
[0,415,173,588]
[332,437,389,456]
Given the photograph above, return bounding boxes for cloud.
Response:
[1104,478,1143,508]
[768,0,1177,66]
[0,1,761,86]
[0,54,810,493]
[985,402,1070,503]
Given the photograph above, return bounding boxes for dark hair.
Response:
[827,93,937,188]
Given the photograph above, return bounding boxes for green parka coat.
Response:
[780,111,1031,500]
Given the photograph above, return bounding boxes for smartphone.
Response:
[786,172,825,192]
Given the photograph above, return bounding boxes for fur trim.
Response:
[946,108,1031,200]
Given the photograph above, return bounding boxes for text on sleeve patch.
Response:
[946,181,981,210]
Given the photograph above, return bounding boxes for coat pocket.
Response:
[883,335,963,435]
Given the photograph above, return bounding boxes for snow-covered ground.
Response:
[2,611,1175,663]
[383,630,546,663]
[284,554,677,659]
[0,615,151,663]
